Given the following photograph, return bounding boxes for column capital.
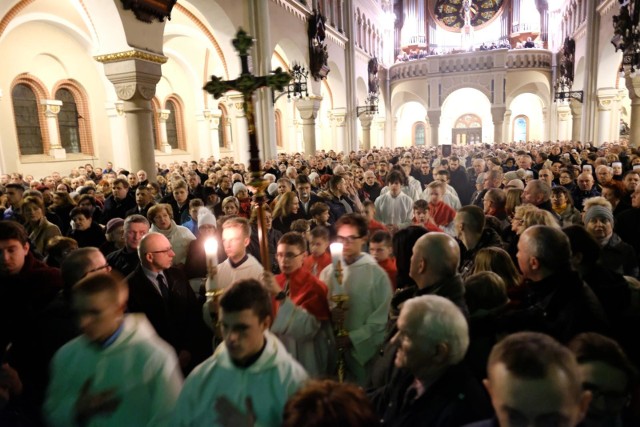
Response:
[359,115,373,129]
[427,109,441,125]
[625,76,640,100]
[40,99,62,116]
[569,99,582,116]
[101,54,163,101]
[557,103,571,121]
[596,88,619,111]
[491,106,506,123]
[157,109,170,122]
[296,97,323,121]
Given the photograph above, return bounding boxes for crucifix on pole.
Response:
[204,28,291,270]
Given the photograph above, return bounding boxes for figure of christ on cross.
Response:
[203,28,291,268]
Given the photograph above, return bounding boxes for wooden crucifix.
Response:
[204,28,291,270]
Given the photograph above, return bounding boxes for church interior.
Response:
[0,0,632,177]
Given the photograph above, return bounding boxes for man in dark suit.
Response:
[126,232,210,373]
[125,186,155,218]
[296,175,322,219]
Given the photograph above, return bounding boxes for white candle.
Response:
[329,242,343,268]
[204,237,218,267]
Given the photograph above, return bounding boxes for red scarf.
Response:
[273,268,330,321]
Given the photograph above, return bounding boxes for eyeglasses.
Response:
[336,235,363,244]
[83,263,111,277]
[275,252,304,260]
[148,247,174,254]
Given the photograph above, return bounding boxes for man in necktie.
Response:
[126,232,211,374]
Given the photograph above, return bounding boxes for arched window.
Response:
[55,88,80,153]
[412,122,426,146]
[12,84,44,155]
[275,109,284,148]
[166,100,179,149]
[165,96,186,150]
[218,104,230,149]
[513,115,529,142]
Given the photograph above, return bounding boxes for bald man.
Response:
[370,232,470,388]
[126,232,210,373]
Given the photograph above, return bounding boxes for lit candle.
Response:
[330,242,343,268]
[204,237,218,267]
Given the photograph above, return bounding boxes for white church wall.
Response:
[395,101,427,146]
[440,88,493,144]
[508,93,545,141]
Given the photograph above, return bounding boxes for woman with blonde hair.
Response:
[272,190,303,234]
[504,188,523,220]
[147,203,196,267]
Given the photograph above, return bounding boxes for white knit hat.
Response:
[197,207,217,229]
[232,182,247,196]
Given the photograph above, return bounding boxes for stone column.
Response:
[198,109,213,159]
[104,101,130,169]
[0,90,6,174]
[157,109,171,153]
[491,106,506,144]
[542,106,549,141]
[40,100,65,159]
[296,97,322,154]
[596,88,618,146]
[557,103,572,141]
[570,99,582,142]
[359,115,373,151]
[98,51,165,180]
[331,108,347,153]
[229,96,250,166]
[205,109,222,161]
[504,110,512,143]
[373,117,386,148]
[427,110,440,146]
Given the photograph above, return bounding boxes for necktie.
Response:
[157,274,170,300]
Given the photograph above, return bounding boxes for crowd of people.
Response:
[1,139,640,426]
[395,38,530,63]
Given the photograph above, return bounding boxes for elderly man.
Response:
[44,273,182,427]
[572,172,601,210]
[125,186,155,218]
[522,179,559,219]
[468,332,591,427]
[370,295,492,427]
[595,165,614,188]
[106,214,150,277]
[583,204,639,277]
[513,226,608,342]
[127,232,208,372]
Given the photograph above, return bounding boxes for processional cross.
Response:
[204,29,291,269]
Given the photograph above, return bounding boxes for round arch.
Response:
[441,87,492,144]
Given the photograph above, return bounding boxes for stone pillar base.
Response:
[160,144,172,154]
[49,148,66,159]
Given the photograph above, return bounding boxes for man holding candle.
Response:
[263,232,333,377]
[319,213,392,385]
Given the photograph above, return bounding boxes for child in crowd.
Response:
[412,199,442,232]
[369,230,397,290]
[309,202,331,229]
[291,218,312,253]
[183,198,205,236]
[302,226,332,278]
[363,200,388,234]
[426,181,456,231]
[233,182,251,218]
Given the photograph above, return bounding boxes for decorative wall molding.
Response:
[94,49,168,64]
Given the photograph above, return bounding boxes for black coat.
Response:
[106,246,141,277]
[369,363,493,427]
[67,222,106,248]
[100,193,136,224]
[126,265,211,370]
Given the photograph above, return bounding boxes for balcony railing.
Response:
[389,48,552,82]
[511,23,541,33]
